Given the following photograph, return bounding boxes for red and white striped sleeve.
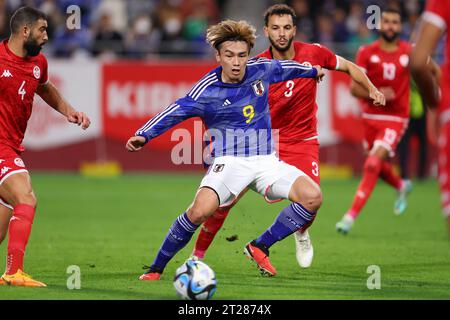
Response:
[423,0,449,31]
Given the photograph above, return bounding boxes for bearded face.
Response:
[24,33,44,56]
[380,12,402,43]
[264,14,296,53]
[23,19,48,57]
[268,32,295,52]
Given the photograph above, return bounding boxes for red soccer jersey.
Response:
[355,40,411,119]
[0,39,48,153]
[423,0,450,114]
[257,41,338,142]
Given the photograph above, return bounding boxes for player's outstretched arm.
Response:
[126,136,146,152]
[127,96,204,152]
[270,60,324,84]
[426,58,442,145]
[36,81,91,130]
[410,21,442,109]
[337,56,385,106]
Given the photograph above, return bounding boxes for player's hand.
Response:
[427,108,439,146]
[68,111,90,130]
[313,65,325,83]
[379,87,395,102]
[370,89,386,106]
[126,136,146,152]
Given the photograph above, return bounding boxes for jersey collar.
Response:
[2,39,37,62]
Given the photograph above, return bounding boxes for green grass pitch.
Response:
[0,173,449,300]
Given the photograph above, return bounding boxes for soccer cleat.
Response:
[294,230,313,268]
[189,254,202,261]
[0,270,46,287]
[139,265,162,281]
[243,241,277,277]
[190,248,204,261]
[394,180,412,215]
[336,214,355,235]
[139,272,161,281]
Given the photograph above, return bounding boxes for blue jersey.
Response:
[135,57,318,157]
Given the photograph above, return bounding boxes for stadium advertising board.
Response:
[102,61,216,152]
[23,60,101,150]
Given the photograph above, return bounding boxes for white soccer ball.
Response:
[173,259,217,300]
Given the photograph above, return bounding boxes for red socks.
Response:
[380,161,403,190]
[348,155,382,219]
[193,207,230,259]
[6,204,35,275]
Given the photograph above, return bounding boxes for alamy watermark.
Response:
[366,265,381,290]
[66,265,81,290]
[66,5,81,30]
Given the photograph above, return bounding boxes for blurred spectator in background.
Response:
[404,0,419,15]
[180,0,219,25]
[347,21,377,57]
[52,23,92,58]
[220,0,269,54]
[0,0,431,60]
[401,12,419,40]
[386,0,401,11]
[95,0,127,32]
[154,0,183,55]
[91,12,124,58]
[316,13,334,49]
[38,0,64,39]
[181,0,217,39]
[290,0,314,42]
[346,1,364,35]
[126,0,158,24]
[333,7,350,43]
[180,0,218,55]
[124,13,160,59]
[0,0,10,40]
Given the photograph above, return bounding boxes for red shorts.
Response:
[0,145,28,209]
[277,138,320,185]
[363,118,408,157]
[438,121,450,217]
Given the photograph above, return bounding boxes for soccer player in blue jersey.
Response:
[126,19,326,279]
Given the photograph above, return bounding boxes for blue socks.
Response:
[150,212,199,272]
[149,203,315,272]
[256,203,316,249]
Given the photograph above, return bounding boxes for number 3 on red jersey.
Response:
[312,161,319,177]
[284,80,295,97]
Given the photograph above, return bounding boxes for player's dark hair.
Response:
[264,4,297,26]
[10,6,47,34]
[206,20,256,52]
[382,8,402,19]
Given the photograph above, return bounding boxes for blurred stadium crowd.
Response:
[0,0,427,60]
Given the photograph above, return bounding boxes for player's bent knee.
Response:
[290,181,322,212]
[13,192,37,208]
[305,188,322,211]
[187,206,211,225]
[364,155,382,173]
